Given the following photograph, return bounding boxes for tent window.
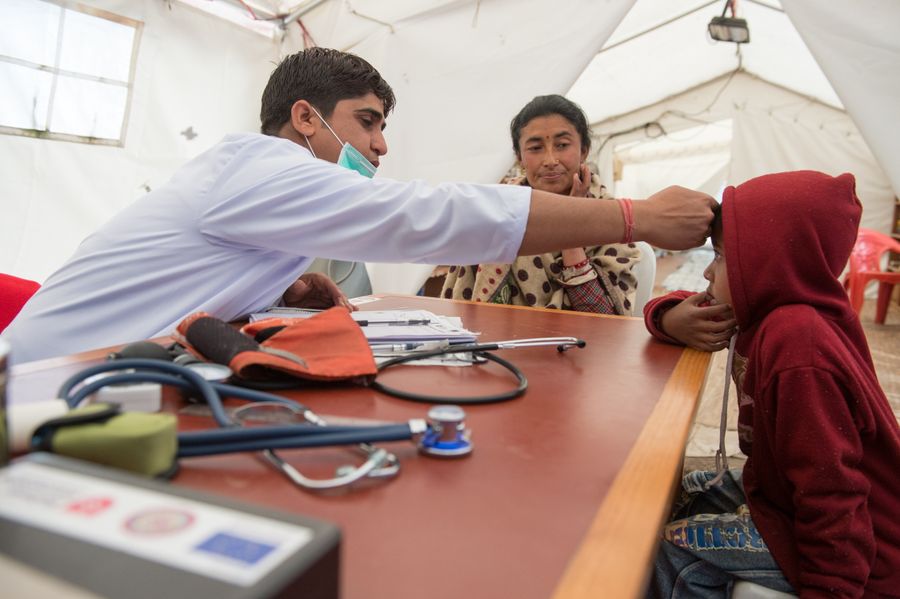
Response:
[0,0,142,146]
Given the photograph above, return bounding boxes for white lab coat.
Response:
[4,133,530,363]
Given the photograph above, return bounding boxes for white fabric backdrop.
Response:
[3,0,898,295]
[782,0,900,199]
[731,110,894,233]
[293,0,638,294]
[593,72,894,234]
[0,0,279,282]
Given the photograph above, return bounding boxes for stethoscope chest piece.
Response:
[418,405,472,457]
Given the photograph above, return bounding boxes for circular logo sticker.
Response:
[124,508,195,535]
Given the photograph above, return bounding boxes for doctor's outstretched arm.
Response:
[519,186,716,254]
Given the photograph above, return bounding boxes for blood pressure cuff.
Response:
[30,404,178,477]
[175,308,376,384]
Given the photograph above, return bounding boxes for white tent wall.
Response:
[731,109,894,232]
[4,0,899,294]
[569,1,844,129]
[783,0,900,198]
[615,154,731,206]
[591,71,894,233]
[608,122,731,202]
[0,0,279,282]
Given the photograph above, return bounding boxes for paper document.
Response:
[249,308,479,345]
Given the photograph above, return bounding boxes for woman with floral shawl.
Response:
[441,95,640,314]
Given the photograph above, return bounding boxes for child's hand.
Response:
[660,292,737,351]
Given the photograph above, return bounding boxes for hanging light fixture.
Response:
[708,0,750,44]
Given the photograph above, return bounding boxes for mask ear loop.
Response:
[302,104,343,159]
[308,104,345,146]
[302,134,317,159]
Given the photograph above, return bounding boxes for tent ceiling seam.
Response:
[598,0,719,54]
[744,0,784,13]
[589,65,843,132]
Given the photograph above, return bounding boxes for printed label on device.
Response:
[0,461,313,587]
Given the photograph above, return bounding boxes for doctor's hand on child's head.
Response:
[282,272,357,311]
[634,187,718,250]
[661,292,737,352]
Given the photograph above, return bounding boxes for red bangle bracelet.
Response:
[564,258,590,270]
[617,198,634,244]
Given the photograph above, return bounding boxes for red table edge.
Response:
[551,348,712,598]
[8,295,712,598]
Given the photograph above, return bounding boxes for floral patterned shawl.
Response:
[441,173,641,314]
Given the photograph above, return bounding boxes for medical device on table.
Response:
[9,309,586,492]
[44,358,474,491]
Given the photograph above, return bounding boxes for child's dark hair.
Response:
[260,47,396,135]
[710,202,724,241]
[509,94,592,157]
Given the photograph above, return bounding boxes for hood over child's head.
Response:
[719,170,860,328]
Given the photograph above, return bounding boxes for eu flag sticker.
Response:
[195,532,277,565]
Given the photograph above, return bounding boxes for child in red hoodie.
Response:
[646,171,900,598]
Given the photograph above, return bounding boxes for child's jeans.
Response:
[646,469,795,598]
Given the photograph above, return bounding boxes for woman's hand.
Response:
[559,164,594,261]
[661,292,737,351]
[282,272,357,311]
[570,163,591,198]
[561,247,589,266]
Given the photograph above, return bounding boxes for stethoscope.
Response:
[56,336,585,491]
[57,359,473,491]
[371,337,586,404]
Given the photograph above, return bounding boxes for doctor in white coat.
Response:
[4,47,716,364]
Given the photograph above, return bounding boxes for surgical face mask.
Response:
[305,105,377,178]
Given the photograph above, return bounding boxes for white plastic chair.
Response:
[630,241,657,315]
[732,581,797,598]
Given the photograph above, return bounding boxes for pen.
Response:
[370,343,427,352]
[356,319,431,326]
[370,340,449,352]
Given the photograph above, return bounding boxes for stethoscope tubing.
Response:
[177,422,405,445]
[177,424,415,457]
[371,345,528,404]
[56,359,415,456]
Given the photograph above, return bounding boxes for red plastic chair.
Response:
[0,273,40,332]
[844,229,900,324]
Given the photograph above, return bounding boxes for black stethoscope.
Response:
[121,334,587,405]
[55,337,585,490]
[371,337,586,404]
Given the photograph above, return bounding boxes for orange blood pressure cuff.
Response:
[175,309,376,384]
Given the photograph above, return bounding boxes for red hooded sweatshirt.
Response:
[647,171,900,598]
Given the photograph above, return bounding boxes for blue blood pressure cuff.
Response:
[31,403,178,478]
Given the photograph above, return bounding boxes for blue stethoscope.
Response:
[57,335,585,491]
[57,359,473,491]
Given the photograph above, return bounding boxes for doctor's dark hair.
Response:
[260,47,396,136]
[510,95,592,157]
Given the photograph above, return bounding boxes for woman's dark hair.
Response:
[509,94,591,157]
[260,47,396,135]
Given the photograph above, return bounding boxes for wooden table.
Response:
[8,295,711,599]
